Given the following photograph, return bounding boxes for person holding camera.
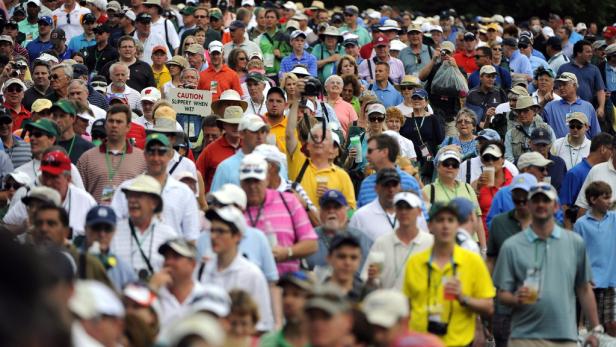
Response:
[402,201,494,347]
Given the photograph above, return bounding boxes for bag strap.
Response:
[129,220,155,274]
[293,158,310,189]
[168,156,183,175]
[278,191,297,236]
[466,160,472,184]
[163,19,173,54]
[368,58,374,81]
[430,183,435,205]
[320,102,330,122]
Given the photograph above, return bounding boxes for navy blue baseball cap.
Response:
[411,88,428,99]
[86,206,117,227]
[449,197,475,224]
[319,189,348,207]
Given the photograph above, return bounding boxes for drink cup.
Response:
[316,176,328,196]
[367,251,385,273]
[484,167,495,187]
[522,277,540,304]
[442,276,457,301]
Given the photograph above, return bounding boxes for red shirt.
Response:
[127,121,146,149]
[196,135,239,193]
[5,102,31,130]
[478,167,513,236]
[197,64,243,102]
[453,50,478,75]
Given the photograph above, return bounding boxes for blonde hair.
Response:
[280,72,298,89]
[385,107,404,124]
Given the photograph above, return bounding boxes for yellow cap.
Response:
[31,99,53,113]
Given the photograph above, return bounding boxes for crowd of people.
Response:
[3,0,616,347]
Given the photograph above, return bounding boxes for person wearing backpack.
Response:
[142,0,180,55]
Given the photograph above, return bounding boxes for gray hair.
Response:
[68,79,88,92]
[324,75,343,88]
[455,108,478,125]
[109,62,130,77]
[51,63,73,80]
[180,68,199,80]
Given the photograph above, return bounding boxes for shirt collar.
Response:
[425,245,463,269]
[98,139,134,153]
[559,97,582,105]
[524,225,562,243]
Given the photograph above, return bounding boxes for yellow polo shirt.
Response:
[288,144,357,209]
[402,245,495,346]
[265,114,296,154]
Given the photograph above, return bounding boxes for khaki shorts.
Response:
[508,340,577,347]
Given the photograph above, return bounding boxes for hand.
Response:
[514,286,531,305]
[444,277,462,299]
[432,48,441,62]
[584,335,599,347]
[149,268,173,291]
[486,107,496,118]
[597,106,605,119]
[367,264,380,283]
[272,246,288,262]
[477,172,490,187]
[348,147,357,160]
[543,92,554,102]
[329,54,341,63]
[316,183,328,198]
[273,49,281,58]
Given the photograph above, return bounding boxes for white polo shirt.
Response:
[154,280,206,328]
[111,175,201,241]
[105,85,142,112]
[201,253,274,332]
[168,151,198,177]
[575,160,616,209]
[51,4,91,42]
[457,157,520,184]
[134,31,172,65]
[360,230,433,289]
[15,159,85,189]
[150,17,180,52]
[349,199,398,241]
[3,184,96,237]
[110,218,176,274]
[551,135,591,170]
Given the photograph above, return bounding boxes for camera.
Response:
[302,77,322,97]
[427,319,449,336]
[138,269,151,281]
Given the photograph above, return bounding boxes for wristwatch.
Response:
[287,247,294,259]
[459,295,469,307]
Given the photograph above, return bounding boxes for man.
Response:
[342,35,362,66]
[546,36,570,74]
[185,43,207,71]
[149,238,205,328]
[26,15,53,62]
[362,289,418,347]
[324,234,369,301]
[487,173,535,346]
[150,45,171,90]
[575,135,616,213]
[110,133,200,242]
[285,99,356,209]
[518,35,550,76]
[3,78,31,130]
[67,78,107,123]
[468,46,512,90]
[46,63,73,104]
[454,32,479,74]
[400,24,433,76]
[403,201,494,346]
[263,87,292,153]
[558,40,606,116]
[106,63,142,111]
[77,104,146,203]
[362,191,433,289]
[82,205,137,290]
[340,6,370,45]
[366,61,403,108]
[465,65,507,125]
[19,0,42,45]
[69,280,125,346]
[84,23,118,75]
[210,114,268,191]
[257,8,292,79]
[67,13,96,53]
[133,87,161,129]
[7,149,95,237]
[179,6,209,43]
[502,38,532,81]
[304,284,353,347]
[23,60,52,110]
[240,153,317,275]
[243,72,267,117]
[197,40,243,101]
[551,112,591,170]
[280,30,317,77]
[201,205,275,332]
[504,95,555,163]
[560,133,613,226]
[201,115,221,148]
[543,72,601,138]
[48,28,73,61]
[350,169,403,241]
[50,99,94,164]
[196,106,242,193]
[143,0,179,55]
[529,128,567,190]
[450,197,482,254]
[204,8,227,47]
[359,34,404,85]
[178,6,196,38]
[110,174,176,277]
[222,20,261,62]
[558,26,574,58]
[247,7,265,41]
[0,109,31,168]
[493,183,601,347]
[51,0,90,42]
[111,10,136,48]
[101,36,156,93]
[134,14,171,66]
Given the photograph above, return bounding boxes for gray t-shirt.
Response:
[493,225,592,341]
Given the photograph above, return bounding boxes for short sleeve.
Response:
[471,255,496,299]
[492,241,517,293]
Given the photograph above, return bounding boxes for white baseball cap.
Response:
[162,313,224,347]
[438,150,461,163]
[239,153,268,181]
[69,280,125,320]
[208,40,223,53]
[393,191,422,208]
[253,144,287,169]
[141,86,161,102]
[361,289,409,328]
[239,114,269,132]
[190,284,231,317]
[208,183,247,209]
[205,205,247,235]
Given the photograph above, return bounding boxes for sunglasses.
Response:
[30,130,48,138]
[482,154,500,162]
[531,166,549,174]
[41,159,63,167]
[474,55,486,59]
[569,123,584,130]
[369,116,385,123]
[367,147,379,154]
[512,197,528,205]
[441,160,460,169]
[456,119,473,125]
[518,44,529,49]
[241,167,264,174]
[146,147,169,156]
[50,74,63,80]
[6,86,22,93]
[4,182,23,190]
[400,85,415,91]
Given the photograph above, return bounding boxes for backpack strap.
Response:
[466,160,472,184]
[168,156,183,175]
[278,191,297,236]
[430,183,435,205]
[320,102,330,122]
[292,159,310,190]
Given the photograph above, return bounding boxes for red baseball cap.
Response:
[40,151,71,176]
[603,26,616,40]
[373,33,389,46]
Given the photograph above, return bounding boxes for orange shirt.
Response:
[196,135,239,193]
[197,64,243,102]
[5,102,31,130]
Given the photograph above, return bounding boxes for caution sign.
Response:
[168,88,212,116]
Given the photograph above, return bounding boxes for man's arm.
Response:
[285,100,299,156]
[576,282,600,328]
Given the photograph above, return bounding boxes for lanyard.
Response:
[247,201,265,227]
[411,113,427,144]
[105,144,127,181]
[66,136,76,158]
[427,254,456,321]
[385,212,397,229]
[394,238,416,281]
[437,180,459,201]
[129,220,156,274]
[250,98,264,116]
[533,239,547,271]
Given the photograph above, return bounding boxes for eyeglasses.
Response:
[456,119,473,125]
[146,147,169,156]
[30,131,47,138]
[50,74,63,80]
[569,123,584,130]
[482,154,500,162]
[474,55,486,59]
[400,85,415,91]
[512,197,528,205]
[369,116,385,123]
[5,86,22,93]
[441,160,460,169]
[367,147,379,154]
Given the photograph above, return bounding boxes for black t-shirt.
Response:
[57,135,95,164]
[84,44,119,75]
[23,86,53,111]
[100,59,156,92]
[400,114,444,162]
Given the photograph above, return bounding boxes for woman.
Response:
[399,89,444,183]
[384,107,416,161]
[346,101,385,177]
[227,290,261,347]
[194,28,207,47]
[181,35,197,55]
[0,171,27,218]
[324,74,357,136]
[280,72,300,107]
[71,51,85,64]
[163,55,189,97]
[228,48,249,83]
[395,75,432,116]
[439,108,478,159]
[338,55,368,89]
[471,142,513,232]
[422,149,486,251]
[341,74,362,115]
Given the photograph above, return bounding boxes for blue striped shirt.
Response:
[542,98,601,139]
[279,51,318,77]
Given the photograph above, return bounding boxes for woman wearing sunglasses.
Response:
[439,108,479,160]
[0,171,29,219]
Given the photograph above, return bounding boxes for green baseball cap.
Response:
[27,118,60,137]
[145,133,170,147]
[428,201,460,221]
[50,99,77,116]
[209,8,222,19]
[181,6,196,15]
[246,71,266,82]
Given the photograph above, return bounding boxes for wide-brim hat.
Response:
[121,175,163,213]
[319,26,342,42]
[211,90,248,116]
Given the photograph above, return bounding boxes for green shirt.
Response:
[340,25,371,46]
[487,210,524,259]
[259,330,310,347]
[258,30,292,77]
[310,43,344,83]
[18,19,39,46]
[422,178,481,216]
[493,226,592,340]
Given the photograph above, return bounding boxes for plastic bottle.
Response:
[350,136,362,164]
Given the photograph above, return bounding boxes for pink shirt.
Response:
[244,189,317,275]
[328,97,358,137]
